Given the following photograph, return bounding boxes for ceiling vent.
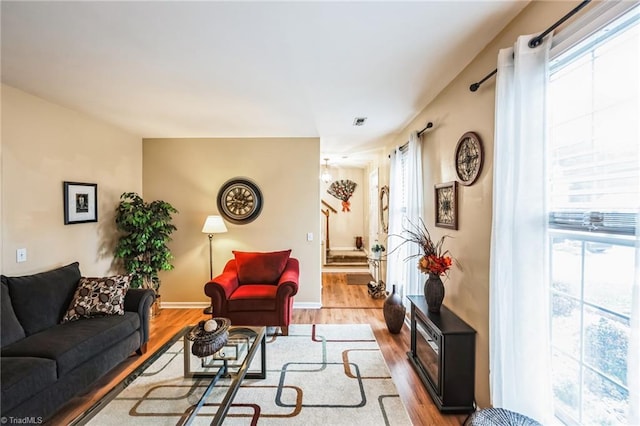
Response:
[353,117,367,126]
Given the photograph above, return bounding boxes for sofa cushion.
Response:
[1,357,57,413]
[233,250,291,284]
[62,275,131,322]
[1,313,140,377]
[1,281,26,348]
[228,285,277,311]
[2,262,81,335]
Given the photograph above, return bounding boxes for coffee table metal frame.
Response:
[182,325,266,426]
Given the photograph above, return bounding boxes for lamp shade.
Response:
[202,215,228,234]
[320,158,332,183]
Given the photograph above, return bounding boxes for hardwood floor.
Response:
[49,273,466,425]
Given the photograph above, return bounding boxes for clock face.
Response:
[217,178,263,224]
[435,182,458,230]
[455,132,483,186]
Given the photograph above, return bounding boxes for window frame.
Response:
[546,3,639,424]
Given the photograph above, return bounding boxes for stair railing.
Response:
[321,200,338,258]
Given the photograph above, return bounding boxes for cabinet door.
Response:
[415,318,441,395]
[441,334,475,407]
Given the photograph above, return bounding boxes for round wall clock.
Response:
[454,131,484,186]
[217,178,263,224]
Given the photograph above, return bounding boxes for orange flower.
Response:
[392,218,454,278]
[417,254,452,276]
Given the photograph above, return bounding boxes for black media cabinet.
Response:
[407,295,476,413]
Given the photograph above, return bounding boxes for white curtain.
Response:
[489,34,554,423]
[631,207,640,424]
[386,149,403,299]
[386,131,424,308]
[403,132,424,307]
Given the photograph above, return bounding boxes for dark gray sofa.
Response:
[1,262,155,423]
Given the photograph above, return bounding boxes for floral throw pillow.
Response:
[62,275,131,322]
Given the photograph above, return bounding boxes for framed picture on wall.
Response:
[64,181,98,224]
[434,181,458,230]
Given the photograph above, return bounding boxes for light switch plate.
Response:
[307,232,313,241]
[16,248,27,263]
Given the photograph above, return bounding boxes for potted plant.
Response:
[370,241,386,260]
[114,192,178,315]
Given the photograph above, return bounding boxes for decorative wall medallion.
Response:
[327,179,357,212]
[454,131,484,186]
[435,181,458,230]
[217,178,263,224]
[379,185,389,234]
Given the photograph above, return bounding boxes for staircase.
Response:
[325,249,368,266]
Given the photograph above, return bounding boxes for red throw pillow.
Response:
[233,250,292,284]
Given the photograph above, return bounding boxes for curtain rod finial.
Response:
[529,37,543,48]
[470,83,480,92]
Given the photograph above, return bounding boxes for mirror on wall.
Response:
[380,185,389,233]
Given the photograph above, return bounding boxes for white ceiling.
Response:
[1,1,529,166]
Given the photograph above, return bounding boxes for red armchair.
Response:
[204,250,299,336]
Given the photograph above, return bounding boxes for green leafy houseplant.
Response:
[371,241,386,253]
[114,192,178,291]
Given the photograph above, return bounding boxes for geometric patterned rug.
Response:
[80,324,411,425]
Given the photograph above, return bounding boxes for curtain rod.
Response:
[469,0,592,92]
[417,122,433,137]
[388,121,433,158]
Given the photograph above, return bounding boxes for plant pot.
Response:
[424,274,444,313]
[151,293,162,317]
[383,285,406,334]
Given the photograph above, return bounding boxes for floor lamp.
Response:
[202,215,228,315]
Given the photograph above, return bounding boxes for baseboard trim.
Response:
[160,301,322,310]
[161,302,209,309]
[293,302,322,309]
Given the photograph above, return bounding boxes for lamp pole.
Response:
[202,215,228,316]
[208,233,214,280]
[204,233,214,315]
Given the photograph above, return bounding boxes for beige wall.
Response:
[321,166,365,249]
[142,137,321,307]
[1,85,142,276]
[383,0,586,408]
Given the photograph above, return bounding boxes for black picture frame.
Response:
[434,181,458,230]
[64,181,98,224]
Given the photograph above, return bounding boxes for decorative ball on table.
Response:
[204,319,218,332]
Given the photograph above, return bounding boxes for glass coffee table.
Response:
[183,325,266,426]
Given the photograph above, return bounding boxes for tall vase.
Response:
[424,273,444,313]
[355,236,363,250]
[383,285,406,334]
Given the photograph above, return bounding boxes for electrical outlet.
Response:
[16,248,27,263]
[307,232,313,242]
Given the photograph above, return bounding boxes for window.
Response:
[399,145,408,215]
[548,6,639,425]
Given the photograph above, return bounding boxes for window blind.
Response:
[548,5,639,236]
